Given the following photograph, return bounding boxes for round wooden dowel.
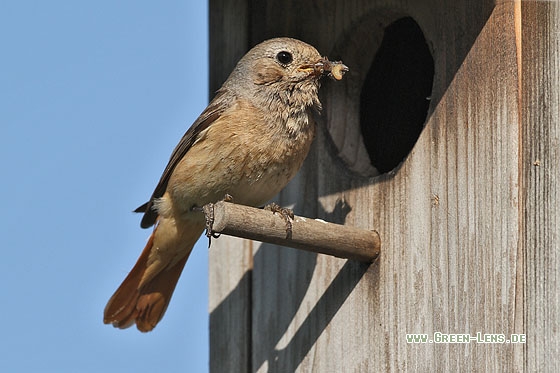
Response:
[203,201,380,262]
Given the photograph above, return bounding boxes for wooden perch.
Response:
[202,201,380,262]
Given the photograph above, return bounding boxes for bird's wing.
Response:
[135,90,229,228]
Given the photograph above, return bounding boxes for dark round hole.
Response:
[360,17,434,174]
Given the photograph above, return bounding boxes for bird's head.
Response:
[226,38,347,111]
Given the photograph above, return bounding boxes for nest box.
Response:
[208,1,560,371]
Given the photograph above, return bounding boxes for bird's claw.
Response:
[264,202,294,239]
[197,194,234,247]
[201,203,220,248]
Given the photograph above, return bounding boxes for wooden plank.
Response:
[208,0,250,96]
[245,0,522,372]
[209,236,253,373]
[521,1,560,371]
[206,0,560,371]
[208,1,252,372]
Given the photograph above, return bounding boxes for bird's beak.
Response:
[297,62,325,77]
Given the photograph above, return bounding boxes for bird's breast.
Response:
[226,110,316,206]
[167,99,316,214]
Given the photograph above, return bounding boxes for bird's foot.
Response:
[199,204,220,249]
[199,195,235,247]
[264,202,294,239]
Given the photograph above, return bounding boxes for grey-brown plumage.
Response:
[104,37,347,332]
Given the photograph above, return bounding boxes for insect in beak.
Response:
[298,58,348,80]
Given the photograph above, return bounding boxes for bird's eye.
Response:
[276,51,293,65]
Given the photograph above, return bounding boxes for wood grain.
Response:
[208,2,252,373]
[208,0,559,371]
[521,1,560,371]
[204,201,380,262]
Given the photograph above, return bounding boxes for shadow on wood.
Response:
[258,259,374,372]
[209,270,252,373]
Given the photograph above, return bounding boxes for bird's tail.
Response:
[103,225,196,332]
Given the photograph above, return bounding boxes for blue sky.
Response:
[1,1,210,372]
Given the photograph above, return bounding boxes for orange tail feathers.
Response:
[103,231,189,332]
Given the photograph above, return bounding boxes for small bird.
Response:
[104,37,348,332]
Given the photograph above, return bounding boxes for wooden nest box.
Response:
[209,0,559,371]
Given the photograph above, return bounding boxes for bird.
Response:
[103,37,348,332]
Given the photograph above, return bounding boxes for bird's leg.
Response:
[264,202,294,239]
[192,203,219,248]
[197,194,235,247]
